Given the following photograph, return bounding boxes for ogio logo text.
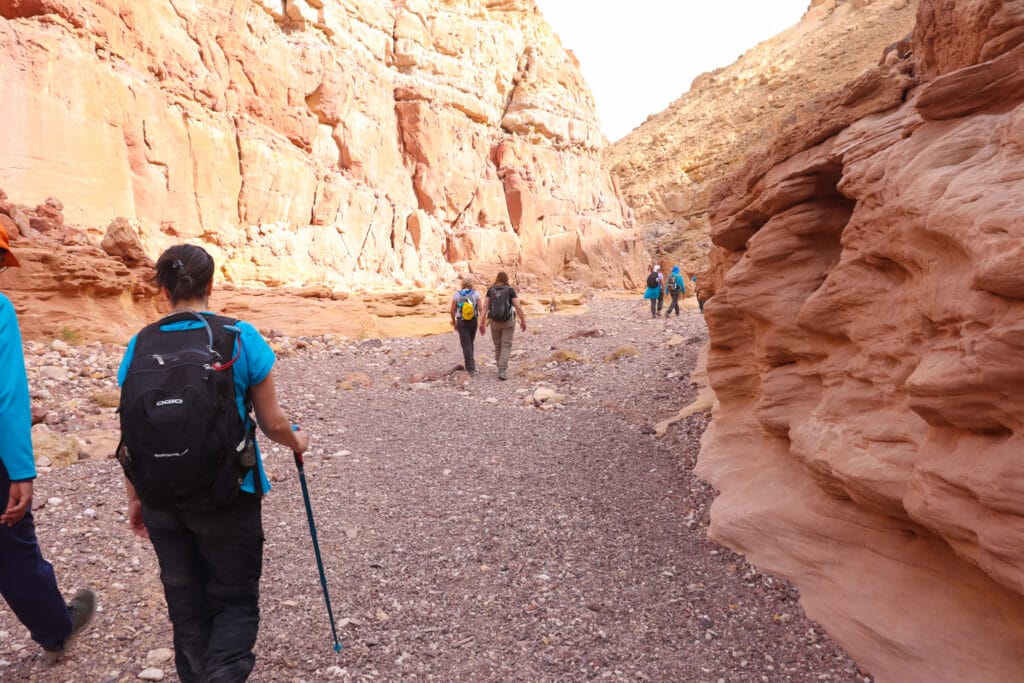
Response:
[155,398,184,407]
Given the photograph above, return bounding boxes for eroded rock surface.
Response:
[697,1,1024,680]
[606,0,917,275]
[0,0,645,292]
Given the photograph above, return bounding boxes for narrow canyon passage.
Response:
[0,299,864,681]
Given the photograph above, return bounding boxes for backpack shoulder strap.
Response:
[203,314,249,411]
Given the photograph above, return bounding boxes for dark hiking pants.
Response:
[456,318,478,372]
[143,492,264,683]
[0,461,72,650]
[666,289,681,316]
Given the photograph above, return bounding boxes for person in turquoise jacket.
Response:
[665,265,685,317]
[0,227,96,662]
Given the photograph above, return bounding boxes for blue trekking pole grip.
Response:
[292,425,343,653]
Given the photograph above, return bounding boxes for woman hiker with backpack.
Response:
[450,277,480,374]
[478,271,527,380]
[117,244,310,682]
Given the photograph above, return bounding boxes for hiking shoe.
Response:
[43,588,97,663]
[498,370,507,380]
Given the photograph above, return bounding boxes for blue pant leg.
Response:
[0,468,71,649]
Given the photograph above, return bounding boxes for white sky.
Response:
[534,0,811,141]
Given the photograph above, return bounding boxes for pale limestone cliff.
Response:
[696,1,1024,680]
[606,0,917,276]
[0,0,646,295]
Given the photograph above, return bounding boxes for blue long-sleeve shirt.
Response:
[0,293,35,481]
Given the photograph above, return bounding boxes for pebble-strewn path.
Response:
[1,297,869,682]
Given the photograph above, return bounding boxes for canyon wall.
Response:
[606,0,917,276]
[696,0,1024,680]
[0,0,646,297]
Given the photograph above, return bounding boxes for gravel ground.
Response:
[0,297,870,682]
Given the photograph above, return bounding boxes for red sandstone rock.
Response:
[697,1,1024,680]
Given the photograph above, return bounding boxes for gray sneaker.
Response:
[498,370,507,380]
[43,588,97,663]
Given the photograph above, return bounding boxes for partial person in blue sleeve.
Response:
[118,243,309,682]
[0,226,97,663]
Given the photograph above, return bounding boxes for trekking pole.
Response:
[291,425,343,653]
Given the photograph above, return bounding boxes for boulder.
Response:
[101,217,151,266]
[31,425,82,468]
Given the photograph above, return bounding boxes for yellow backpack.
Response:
[458,290,476,320]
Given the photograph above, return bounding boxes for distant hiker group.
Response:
[644,263,691,317]
[449,270,527,380]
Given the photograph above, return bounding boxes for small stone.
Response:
[47,497,62,506]
[138,668,165,681]
[83,508,97,518]
[40,366,69,381]
[145,648,173,667]
[533,387,556,403]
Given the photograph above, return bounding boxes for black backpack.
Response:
[117,311,255,510]
[646,272,660,288]
[488,285,514,322]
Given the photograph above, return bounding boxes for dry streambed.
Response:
[0,298,868,682]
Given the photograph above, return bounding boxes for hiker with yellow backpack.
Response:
[450,277,481,374]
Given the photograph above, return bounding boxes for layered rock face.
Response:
[696,1,1024,680]
[606,0,917,275]
[0,0,645,294]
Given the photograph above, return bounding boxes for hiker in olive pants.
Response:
[479,271,527,380]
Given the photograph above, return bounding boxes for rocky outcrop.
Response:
[0,0,645,293]
[606,0,917,275]
[696,1,1024,680]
